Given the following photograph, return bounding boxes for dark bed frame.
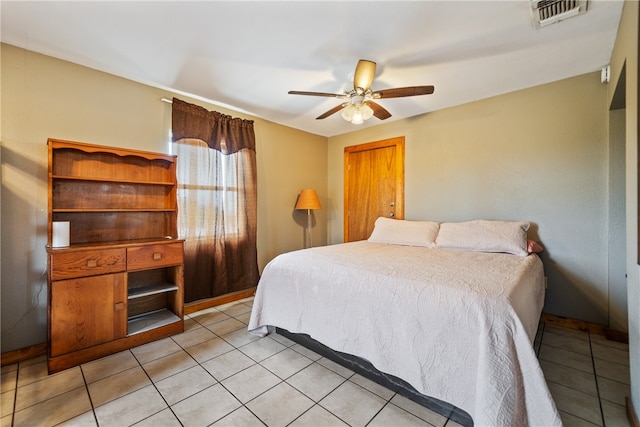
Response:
[275,327,474,427]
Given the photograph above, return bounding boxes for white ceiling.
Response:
[1,1,624,137]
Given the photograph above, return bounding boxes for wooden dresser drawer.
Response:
[127,242,183,271]
[50,248,126,281]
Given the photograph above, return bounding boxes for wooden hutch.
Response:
[46,139,184,373]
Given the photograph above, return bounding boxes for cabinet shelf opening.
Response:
[128,309,181,335]
[128,283,179,299]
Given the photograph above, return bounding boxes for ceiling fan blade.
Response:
[353,60,376,91]
[288,90,342,98]
[316,104,345,120]
[372,85,435,98]
[367,101,392,120]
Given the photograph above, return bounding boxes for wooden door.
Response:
[344,137,404,242]
[50,272,127,356]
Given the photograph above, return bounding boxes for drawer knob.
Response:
[114,302,124,311]
[86,259,97,268]
[152,252,162,260]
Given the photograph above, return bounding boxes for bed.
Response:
[248,218,561,426]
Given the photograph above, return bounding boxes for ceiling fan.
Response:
[288,59,434,124]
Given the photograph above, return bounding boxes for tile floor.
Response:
[1,297,632,427]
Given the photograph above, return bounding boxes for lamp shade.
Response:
[295,189,321,210]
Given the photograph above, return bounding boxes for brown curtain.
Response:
[172,98,259,302]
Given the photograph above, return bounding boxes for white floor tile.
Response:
[316,357,355,378]
[81,351,139,384]
[171,326,218,349]
[319,380,386,427]
[133,408,182,426]
[130,337,183,364]
[16,360,49,388]
[94,385,167,427]
[270,332,296,347]
[221,327,262,348]
[185,336,235,364]
[289,404,349,427]
[597,376,631,406]
[190,309,232,327]
[142,349,198,382]
[57,410,98,427]
[287,362,346,402]
[593,358,631,385]
[544,324,589,341]
[0,414,11,427]
[539,343,594,374]
[290,343,323,361]
[601,400,631,427]
[239,336,287,362]
[540,359,598,396]
[541,331,592,355]
[261,348,314,380]
[1,391,14,418]
[221,364,281,403]
[218,302,252,318]
[87,365,151,407]
[206,318,247,336]
[0,368,17,394]
[171,383,241,426]
[211,406,265,426]
[350,374,396,400]
[201,349,257,381]
[368,402,433,426]
[15,366,85,411]
[591,342,630,366]
[13,387,92,427]
[154,365,217,405]
[558,410,601,427]
[547,382,602,425]
[246,382,314,427]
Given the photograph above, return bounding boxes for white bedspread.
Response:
[248,241,561,426]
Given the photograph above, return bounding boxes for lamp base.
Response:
[306,208,313,248]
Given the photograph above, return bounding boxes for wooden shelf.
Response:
[47,237,178,251]
[129,283,179,299]
[53,208,176,213]
[52,175,175,186]
[128,309,181,336]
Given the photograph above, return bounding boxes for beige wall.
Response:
[0,44,327,352]
[329,72,615,328]
[609,0,639,418]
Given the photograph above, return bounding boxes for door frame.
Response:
[344,136,405,242]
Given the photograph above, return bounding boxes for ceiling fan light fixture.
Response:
[341,104,355,121]
[341,101,373,124]
[361,103,374,120]
[351,109,364,124]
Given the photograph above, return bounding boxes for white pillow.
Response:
[435,220,530,256]
[368,217,440,247]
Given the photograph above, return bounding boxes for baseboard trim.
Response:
[540,313,629,343]
[2,288,257,366]
[628,397,640,427]
[1,342,47,367]
[184,287,256,315]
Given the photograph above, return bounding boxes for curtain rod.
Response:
[161,97,173,104]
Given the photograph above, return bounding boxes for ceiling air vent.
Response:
[532,0,588,28]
